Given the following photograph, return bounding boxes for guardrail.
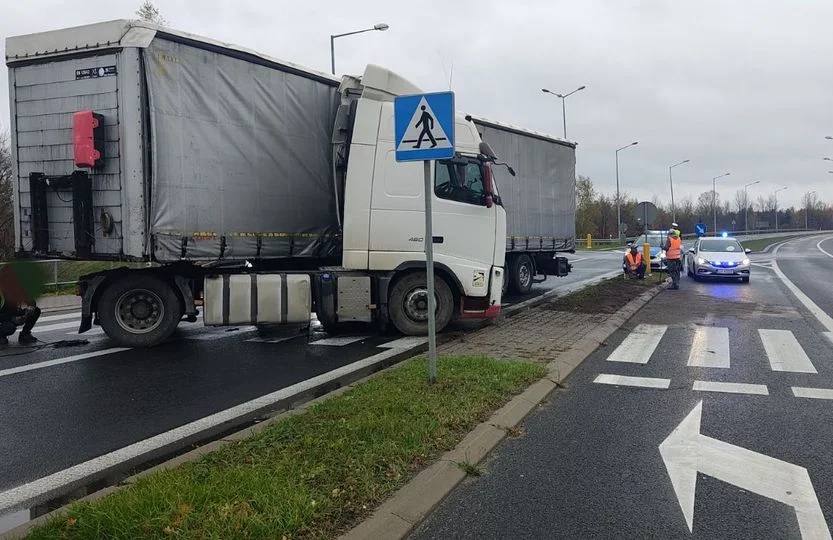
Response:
[581,228,830,247]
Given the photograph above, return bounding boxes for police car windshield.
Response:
[635,234,665,248]
[699,238,742,252]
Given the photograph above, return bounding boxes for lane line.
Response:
[759,329,817,374]
[817,238,833,259]
[38,312,81,324]
[311,336,369,346]
[0,348,130,379]
[0,345,413,514]
[593,374,670,389]
[687,327,730,368]
[693,380,769,396]
[792,387,833,400]
[378,337,428,349]
[772,240,833,334]
[825,332,833,348]
[605,324,667,364]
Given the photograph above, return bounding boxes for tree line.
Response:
[576,176,832,239]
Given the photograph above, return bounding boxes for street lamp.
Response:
[541,86,586,139]
[330,23,389,75]
[824,157,833,162]
[744,180,760,234]
[615,141,639,243]
[774,186,788,231]
[668,159,690,222]
[712,172,730,236]
[826,136,833,140]
[806,190,817,230]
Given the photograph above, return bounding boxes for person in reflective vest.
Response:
[622,244,646,279]
[663,228,683,290]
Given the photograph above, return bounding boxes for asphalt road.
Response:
[412,236,833,539]
[0,251,621,530]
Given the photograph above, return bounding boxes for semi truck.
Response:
[5,20,571,348]
[470,117,576,294]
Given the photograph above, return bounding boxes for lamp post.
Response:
[712,172,730,236]
[744,180,759,234]
[806,190,817,230]
[541,86,586,139]
[774,186,787,231]
[615,141,639,243]
[330,23,389,75]
[668,159,690,222]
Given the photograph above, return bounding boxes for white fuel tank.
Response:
[203,273,311,326]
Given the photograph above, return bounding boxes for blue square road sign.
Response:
[394,91,455,162]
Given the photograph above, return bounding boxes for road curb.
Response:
[339,281,666,540]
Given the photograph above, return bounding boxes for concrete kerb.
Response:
[340,281,666,540]
[2,272,640,539]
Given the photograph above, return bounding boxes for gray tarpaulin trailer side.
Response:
[5,19,342,264]
[470,116,576,294]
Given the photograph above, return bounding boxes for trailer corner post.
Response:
[424,159,438,384]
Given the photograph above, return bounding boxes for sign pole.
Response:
[423,160,438,383]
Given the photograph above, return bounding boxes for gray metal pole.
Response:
[561,97,567,139]
[669,166,676,223]
[616,150,622,244]
[745,186,748,234]
[712,178,717,236]
[330,35,335,75]
[775,193,778,232]
[423,160,437,383]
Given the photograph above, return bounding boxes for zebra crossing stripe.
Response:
[792,387,833,400]
[593,374,671,389]
[687,327,730,368]
[759,329,817,374]
[606,324,667,364]
[693,380,769,396]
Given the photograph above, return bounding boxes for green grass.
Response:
[26,356,545,540]
[32,260,147,296]
[739,234,807,252]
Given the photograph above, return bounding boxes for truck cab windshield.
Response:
[435,158,487,206]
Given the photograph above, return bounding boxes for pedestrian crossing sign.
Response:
[394,91,455,162]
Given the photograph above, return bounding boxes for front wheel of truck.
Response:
[98,275,183,347]
[389,272,454,336]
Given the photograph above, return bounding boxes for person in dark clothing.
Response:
[0,296,41,345]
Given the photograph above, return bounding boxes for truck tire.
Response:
[97,275,183,347]
[509,254,534,294]
[389,272,454,336]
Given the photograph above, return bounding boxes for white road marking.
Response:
[0,348,130,379]
[310,336,369,346]
[825,333,833,348]
[660,401,830,539]
[38,312,82,323]
[593,374,670,389]
[692,380,769,396]
[378,337,428,349]
[28,321,81,333]
[605,324,667,364]
[792,387,833,400]
[185,327,257,341]
[817,238,833,259]
[759,329,817,374]
[772,241,833,334]
[0,345,415,514]
[687,327,730,368]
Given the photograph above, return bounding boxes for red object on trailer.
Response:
[73,110,104,168]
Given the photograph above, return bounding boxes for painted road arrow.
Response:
[659,401,830,539]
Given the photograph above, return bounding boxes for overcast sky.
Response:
[3,0,833,210]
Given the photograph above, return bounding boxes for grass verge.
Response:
[738,234,806,252]
[25,356,545,540]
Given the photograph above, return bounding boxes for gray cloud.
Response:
[3,0,832,209]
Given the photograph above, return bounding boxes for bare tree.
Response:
[0,131,14,259]
[695,191,714,218]
[136,1,168,25]
[734,189,749,215]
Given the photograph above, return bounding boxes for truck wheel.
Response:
[510,254,534,294]
[98,275,182,347]
[389,272,454,336]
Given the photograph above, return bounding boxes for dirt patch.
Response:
[541,276,659,314]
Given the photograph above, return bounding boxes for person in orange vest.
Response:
[663,228,683,289]
[622,244,646,279]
